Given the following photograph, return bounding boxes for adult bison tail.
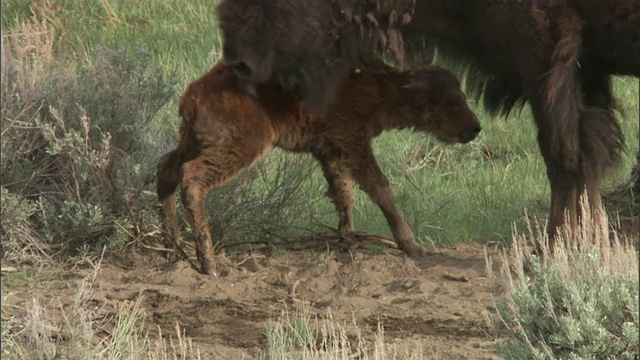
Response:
[544,7,624,178]
[543,70,622,178]
[579,108,624,180]
[543,8,583,173]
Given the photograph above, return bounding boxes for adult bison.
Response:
[217,0,640,252]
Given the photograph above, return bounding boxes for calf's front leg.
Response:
[341,145,424,258]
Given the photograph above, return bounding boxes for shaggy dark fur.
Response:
[217,0,417,113]
[216,0,639,251]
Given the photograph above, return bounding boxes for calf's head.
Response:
[402,67,481,144]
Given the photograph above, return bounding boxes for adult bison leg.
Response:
[341,144,422,258]
[541,147,580,250]
[518,64,583,252]
[635,80,640,206]
[636,79,640,204]
[313,153,356,233]
[576,70,622,233]
[635,146,640,206]
[515,63,582,252]
[525,68,622,253]
[514,10,603,252]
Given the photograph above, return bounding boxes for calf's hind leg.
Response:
[180,143,271,275]
[340,145,423,258]
[313,153,356,233]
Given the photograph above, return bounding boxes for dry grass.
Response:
[1,15,55,95]
[486,194,639,359]
[489,196,638,291]
[1,251,205,360]
[259,304,427,360]
[1,261,429,360]
[147,323,203,360]
[1,252,146,360]
[0,16,57,266]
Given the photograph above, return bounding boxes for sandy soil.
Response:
[2,238,516,359]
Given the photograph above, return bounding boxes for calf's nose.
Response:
[458,125,481,143]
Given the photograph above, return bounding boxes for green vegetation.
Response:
[488,201,639,359]
[1,1,638,359]
[257,306,426,360]
[1,0,223,80]
[2,15,177,261]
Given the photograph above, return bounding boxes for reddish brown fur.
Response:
[157,61,481,274]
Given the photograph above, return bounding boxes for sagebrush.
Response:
[1,17,177,261]
[488,198,639,360]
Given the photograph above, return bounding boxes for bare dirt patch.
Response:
[3,241,509,359]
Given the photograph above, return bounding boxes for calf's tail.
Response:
[156,149,186,249]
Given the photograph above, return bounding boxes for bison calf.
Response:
[157,60,481,274]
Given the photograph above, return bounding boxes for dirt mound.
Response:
[3,241,508,359]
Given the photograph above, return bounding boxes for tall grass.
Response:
[258,305,426,360]
[1,254,206,360]
[1,253,149,360]
[1,0,223,80]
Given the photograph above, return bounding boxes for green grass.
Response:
[2,0,638,249]
[258,305,427,360]
[1,0,222,80]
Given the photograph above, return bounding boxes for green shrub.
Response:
[1,17,177,260]
[489,203,639,360]
[0,187,46,265]
[201,150,326,249]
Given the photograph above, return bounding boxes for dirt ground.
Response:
[2,238,517,360]
[5,213,640,360]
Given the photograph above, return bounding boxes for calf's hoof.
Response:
[400,241,426,260]
[200,259,215,275]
